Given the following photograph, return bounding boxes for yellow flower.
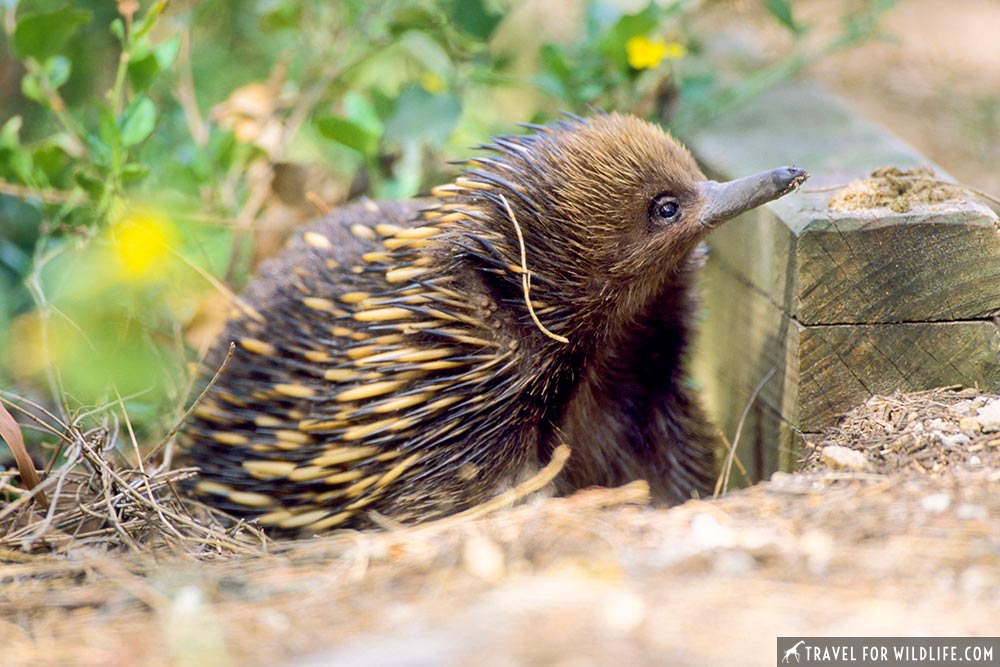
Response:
[625,36,687,70]
[420,72,446,94]
[110,210,178,281]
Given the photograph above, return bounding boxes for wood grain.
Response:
[798,321,1000,430]
[797,211,1000,325]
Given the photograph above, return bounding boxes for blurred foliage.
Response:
[0,0,898,449]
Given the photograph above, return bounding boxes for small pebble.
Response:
[938,432,970,449]
[261,610,291,632]
[712,549,756,576]
[920,493,951,514]
[800,529,835,576]
[769,471,794,484]
[820,445,871,471]
[956,503,987,521]
[974,399,1000,433]
[690,512,734,550]
[959,566,993,597]
[462,530,506,583]
[949,399,975,415]
[959,417,982,433]
[601,591,647,634]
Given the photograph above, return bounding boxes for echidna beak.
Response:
[697,166,809,229]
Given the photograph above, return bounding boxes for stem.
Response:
[0,179,86,205]
[109,31,132,117]
[176,27,209,147]
[25,240,72,425]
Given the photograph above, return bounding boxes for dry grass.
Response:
[0,390,268,559]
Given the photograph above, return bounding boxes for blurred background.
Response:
[0,0,996,458]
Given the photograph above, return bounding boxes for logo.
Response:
[782,640,807,663]
[776,638,1000,666]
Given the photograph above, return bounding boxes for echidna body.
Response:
[182,114,807,533]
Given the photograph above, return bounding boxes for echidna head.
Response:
[438,113,807,337]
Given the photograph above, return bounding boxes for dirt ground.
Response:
[3,389,999,667]
[4,2,1000,666]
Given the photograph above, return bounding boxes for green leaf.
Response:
[397,31,454,80]
[540,44,572,87]
[765,0,805,35]
[110,17,125,43]
[31,141,70,186]
[45,55,71,89]
[258,2,302,32]
[154,35,182,70]
[378,140,423,200]
[449,0,502,39]
[2,145,34,184]
[387,6,440,36]
[127,52,160,93]
[343,92,383,136]
[536,44,574,101]
[0,117,23,148]
[315,116,379,157]
[371,89,395,121]
[48,132,82,157]
[540,43,572,81]
[120,97,157,147]
[120,162,150,184]
[98,107,119,152]
[20,73,44,104]
[207,130,237,173]
[383,86,461,149]
[129,36,153,62]
[13,5,92,61]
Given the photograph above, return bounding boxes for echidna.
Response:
[181,113,807,534]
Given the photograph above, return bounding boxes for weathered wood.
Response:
[692,252,799,478]
[798,321,1000,430]
[683,82,1000,479]
[796,212,1000,325]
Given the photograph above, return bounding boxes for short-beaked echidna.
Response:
[180,113,807,534]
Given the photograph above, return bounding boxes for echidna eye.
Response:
[649,193,681,224]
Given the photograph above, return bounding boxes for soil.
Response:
[827,166,968,213]
[4,2,1000,666]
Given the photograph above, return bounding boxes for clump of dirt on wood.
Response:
[828,166,967,213]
